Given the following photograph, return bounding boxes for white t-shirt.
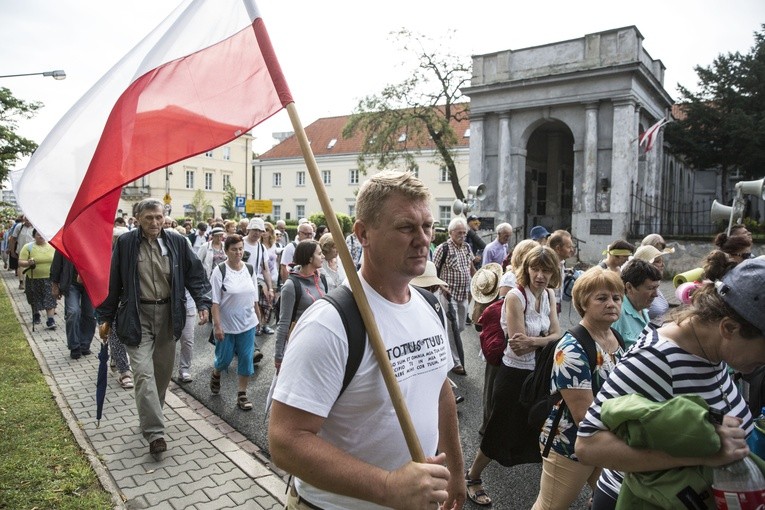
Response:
[500,286,552,370]
[280,241,297,269]
[273,277,451,510]
[243,238,266,277]
[210,263,259,334]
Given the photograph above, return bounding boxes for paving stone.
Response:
[3,270,286,510]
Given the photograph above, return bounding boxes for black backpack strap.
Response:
[323,286,366,398]
[567,324,599,384]
[435,242,449,277]
[411,286,446,329]
[287,274,303,325]
[217,262,228,292]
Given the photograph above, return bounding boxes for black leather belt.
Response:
[140,297,170,305]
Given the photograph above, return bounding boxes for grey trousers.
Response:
[125,303,175,443]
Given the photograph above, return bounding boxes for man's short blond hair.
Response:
[356,171,431,227]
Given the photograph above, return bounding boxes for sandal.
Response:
[237,392,253,411]
[119,373,134,389]
[210,372,221,395]
[466,471,492,506]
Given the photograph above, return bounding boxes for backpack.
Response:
[519,324,625,457]
[477,299,506,366]
[217,261,254,292]
[743,366,765,416]
[435,242,449,277]
[323,285,445,398]
[208,262,255,344]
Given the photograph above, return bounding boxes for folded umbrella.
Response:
[96,342,109,427]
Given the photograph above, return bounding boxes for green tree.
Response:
[0,88,41,183]
[665,25,765,198]
[221,183,237,219]
[342,29,471,199]
[308,212,353,236]
[189,189,211,222]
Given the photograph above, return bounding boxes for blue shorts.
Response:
[213,327,255,377]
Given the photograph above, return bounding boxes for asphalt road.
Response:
[173,294,604,509]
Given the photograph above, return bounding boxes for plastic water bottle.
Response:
[713,456,765,509]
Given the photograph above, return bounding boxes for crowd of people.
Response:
[3,173,764,507]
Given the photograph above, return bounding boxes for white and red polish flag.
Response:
[12,0,292,306]
[638,117,670,152]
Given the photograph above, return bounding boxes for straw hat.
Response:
[470,263,503,303]
[631,245,668,264]
[410,261,448,288]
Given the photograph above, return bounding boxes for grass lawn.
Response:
[0,286,113,509]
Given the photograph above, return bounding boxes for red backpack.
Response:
[477,299,506,366]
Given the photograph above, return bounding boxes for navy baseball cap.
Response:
[529,225,550,241]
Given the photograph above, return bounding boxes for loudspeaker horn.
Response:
[452,199,467,216]
[710,200,734,222]
[467,184,487,202]
[736,178,765,200]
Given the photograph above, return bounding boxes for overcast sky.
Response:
[2,0,763,173]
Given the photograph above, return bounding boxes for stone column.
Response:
[583,102,599,213]
[508,147,528,231]
[497,112,512,219]
[547,132,561,217]
[468,114,485,190]
[610,99,637,215]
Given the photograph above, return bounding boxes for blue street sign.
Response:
[235,196,246,207]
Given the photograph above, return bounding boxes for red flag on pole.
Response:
[638,117,669,152]
[12,0,292,306]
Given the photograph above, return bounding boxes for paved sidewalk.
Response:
[3,269,287,510]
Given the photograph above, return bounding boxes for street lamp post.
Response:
[0,70,66,80]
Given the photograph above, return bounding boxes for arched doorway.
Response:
[524,121,574,234]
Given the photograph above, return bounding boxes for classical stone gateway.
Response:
[463,26,677,262]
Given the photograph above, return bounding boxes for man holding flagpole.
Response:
[269,171,465,510]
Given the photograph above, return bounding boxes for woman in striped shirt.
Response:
[576,256,765,509]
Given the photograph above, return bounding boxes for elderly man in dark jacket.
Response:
[97,198,211,455]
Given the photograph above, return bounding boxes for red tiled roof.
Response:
[258,105,471,160]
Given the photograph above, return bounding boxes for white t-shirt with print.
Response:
[273,276,451,510]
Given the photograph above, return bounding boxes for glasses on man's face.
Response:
[299,231,313,237]
[734,252,752,259]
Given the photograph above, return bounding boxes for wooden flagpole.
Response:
[285,103,426,463]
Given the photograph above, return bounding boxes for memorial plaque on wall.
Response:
[478,216,495,231]
[590,219,612,236]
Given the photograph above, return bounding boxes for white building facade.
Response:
[117,134,253,220]
[253,114,471,227]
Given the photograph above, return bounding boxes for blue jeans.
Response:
[65,283,96,352]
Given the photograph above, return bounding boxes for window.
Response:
[296,204,305,218]
[185,170,195,189]
[273,172,282,187]
[348,204,356,217]
[327,138,337,149]
[439,206,451,226]
[222,174,231,189]
[464,128,470,138]
[204,150,213,158]
[223,146,231,160]
[204,172,213,191]
[273,204,281,221]
[439,167,449,182]
[322,170,331,185]
[398,133,406,142]
[297,171,305,187]
[348,169,359,185]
